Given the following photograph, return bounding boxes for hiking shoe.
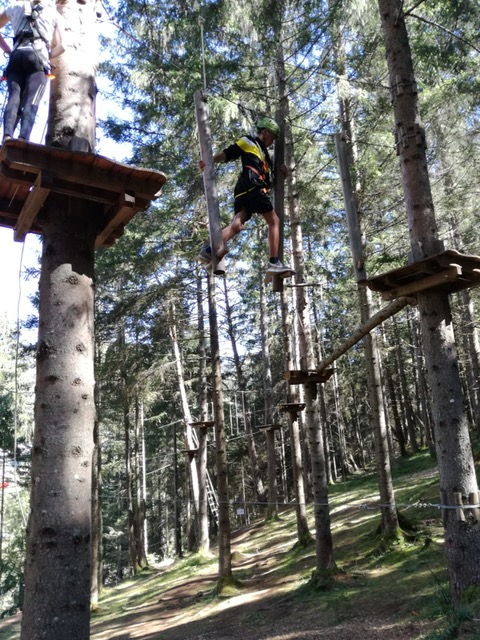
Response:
[197,246,212,264]
[266,260,295,276]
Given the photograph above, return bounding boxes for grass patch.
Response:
[0,452,462,640]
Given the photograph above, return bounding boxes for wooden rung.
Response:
[277,402,306,413]
[189,420,215,428]
[258,423,283,431]
[182,448,199,456]
[285,369,334,384]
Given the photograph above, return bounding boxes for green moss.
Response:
[214,574,243,597]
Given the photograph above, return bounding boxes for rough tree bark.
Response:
[378,0,480,604]
[206,270,232,589]
[195,271,210,553]
[20,0,99,636]
[277,40,334,573]
[20,197,98,640]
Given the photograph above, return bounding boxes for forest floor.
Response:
[2,453,480,640]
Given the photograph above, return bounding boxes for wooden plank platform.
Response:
[285,369,334,385]
[0,139,166,247]
[189,420,215,429]
[258,423,283,431]
[366,250,480,301]
[277,403,306,414]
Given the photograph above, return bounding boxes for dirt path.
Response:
[87,523,435,640]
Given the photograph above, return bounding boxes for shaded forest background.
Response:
[1,0,480,621]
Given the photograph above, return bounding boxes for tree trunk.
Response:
[20,0,99,635]
[257,253,281,518]
[278,39,334,570]
[457,290,480,433]
[206,270,232,588]
[122,354,138,573]
[335,63,400,538]
[195,272,210,553]
[20,196,97,640]
[134,397,147,567]
[168,302,200,550]
[91,412,103,609]
[223,278,266,507]
[47,0,97,151]
[392,317,418,452]
[378,0,480,604]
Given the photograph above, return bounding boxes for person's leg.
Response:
[3,52,25,139]
[18,69,47,140]
[260,208,295,275]
[260,209,280,260]
[198,208,249,263]
[3,77,22,139]
[221,208,249,244]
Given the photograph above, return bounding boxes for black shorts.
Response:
[233,175,273,221]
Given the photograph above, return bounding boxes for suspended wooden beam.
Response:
[189,420,215,429]
[258,423,283,432]
[277,402,306,415]
[194,90,226,276]
[366,250,480,300]
[318,296,411,373]
[285,369,334,385]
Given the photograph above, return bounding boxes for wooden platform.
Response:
[0,139,166,247]
[258,423,283,431]
[277,403,306,414]
[285,369,334,385]
[189,420,215,429]
[366,250,480,301]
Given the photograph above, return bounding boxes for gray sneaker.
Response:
[266,260,295,276]
[197,247,212,264]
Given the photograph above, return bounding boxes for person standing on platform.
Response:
[198,116,295,277]
[0,0,64,143]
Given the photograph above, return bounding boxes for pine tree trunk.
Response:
[134,397,147,567]
[91,413,103,608]
[384,356,407,457]
[195,273,210,553]
[378,0,480,603]
[168,303,200,550]
[259,290,280,519]
[408,309,434,450]
[392,318,418,452]
[223,278,266,506]
[278,40,334,569]
[20,196,97,640]
[340,110,400,539]
[123,363,138,573]
[206,270,232,587]
[457,290,480,433]
[47,0,97,150]
[280,277,311,544]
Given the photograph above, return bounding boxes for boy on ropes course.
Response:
[198,116,295,277]
[0,0,64,143]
